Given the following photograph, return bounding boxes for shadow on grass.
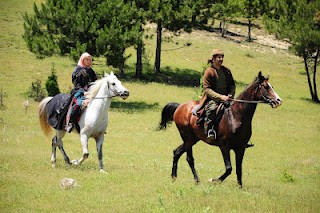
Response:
[110,100,160,114]
[120,66,202,87]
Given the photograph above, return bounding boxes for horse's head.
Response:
[105,72,129,99]
[255,71,282,108]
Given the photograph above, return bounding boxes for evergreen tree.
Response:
[45,63,60,96]
[148,0,193,73]
[264,0,320,103]
[243,0,268,41]
[23,0,141,75]
[210,0,242,37]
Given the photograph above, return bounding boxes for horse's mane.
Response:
[85,78,105,99]
[235,77,259,99]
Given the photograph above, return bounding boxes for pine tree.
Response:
[148,0,193,73]
[45,63,60,96]
[264,0,320,103]
[23,0,141,75]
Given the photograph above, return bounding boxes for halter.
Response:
[86,80,119,100]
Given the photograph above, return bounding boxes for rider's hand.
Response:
[220,95,230,101]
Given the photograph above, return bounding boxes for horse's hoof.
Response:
[71,160,79,165]
[208,178,222,183]
[52,163,56,168]
[99,169,107,174]
[172,176,177,182]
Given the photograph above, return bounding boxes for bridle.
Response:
[229,81,272,104]
[86,81,120,100]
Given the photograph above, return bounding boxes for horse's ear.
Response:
[110,71,114,76]
[258,71,264,81]
[104,72,109,77]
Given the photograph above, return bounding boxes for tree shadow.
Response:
[110,100,160,113]
[121,66,202,87]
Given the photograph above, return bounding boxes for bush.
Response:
[45,63,60,96]
[26,79,46,102]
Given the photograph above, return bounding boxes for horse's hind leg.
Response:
[171,144,186,181]
[51,136,57,167]
[54,131,71,166]
[186,148,200,183]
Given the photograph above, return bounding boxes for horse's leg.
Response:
[235,147,246,188]
[71,133,89,165]
[171,144,186,181]
[95,134,106,173]
[186,148,200,183]
[209,146,232,183]
[51,136,57,167]
[53,131,71,166]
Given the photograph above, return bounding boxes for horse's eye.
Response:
[112,83,116,86]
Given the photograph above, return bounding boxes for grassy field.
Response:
[1,0,320,212]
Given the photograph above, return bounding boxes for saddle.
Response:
[193,102,228,129]
[46,93,87,132]
[46,93,72,130]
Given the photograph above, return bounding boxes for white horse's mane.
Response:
[85,72,115,100]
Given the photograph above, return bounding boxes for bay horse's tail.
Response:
[38,97,53,137]
[159,102,180,130]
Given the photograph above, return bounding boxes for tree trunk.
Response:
[154,19,162,73]
[312,48,319,103]
[248,19,252,42]
[221,19,226,37]
[119,48,125,78]
[135,25,144,79]
[136,41,143,79]
[303,53,316,102]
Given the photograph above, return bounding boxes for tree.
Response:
[243,0,269,41]
[148,0,193,73]
[211,0,242,37]
[23,0,141,76]
[264,0,320,103]
[45,63,60,96]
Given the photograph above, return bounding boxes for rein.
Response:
[229,99,268,104]
[228,83,271,104]
[89,95,114,99]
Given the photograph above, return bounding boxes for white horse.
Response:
[38,72,129,173]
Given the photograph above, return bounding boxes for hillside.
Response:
[0,1,319,212]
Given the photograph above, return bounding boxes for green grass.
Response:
[1,1,320,212]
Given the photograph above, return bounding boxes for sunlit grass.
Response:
[0,0,319,212]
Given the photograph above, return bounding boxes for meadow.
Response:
[1,0,319,212]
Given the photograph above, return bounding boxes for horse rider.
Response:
[196,49,236,140]
[65,52,98,133]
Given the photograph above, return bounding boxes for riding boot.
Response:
[66,123,74,133]
[65,106,75,133]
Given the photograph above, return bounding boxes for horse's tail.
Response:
[158,102,180,130]
[38,97,53,137]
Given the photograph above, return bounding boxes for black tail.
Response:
[158,102,180,130]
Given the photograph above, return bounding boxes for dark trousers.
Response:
[204,100,218,133]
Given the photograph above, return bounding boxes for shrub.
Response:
[45,63,60,96]
[26,79,46,102]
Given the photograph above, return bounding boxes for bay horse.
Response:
[159,72,282,187]
[38,72,129,173]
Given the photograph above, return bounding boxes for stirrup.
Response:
[207,129,216,140]
[66,123,74,133]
